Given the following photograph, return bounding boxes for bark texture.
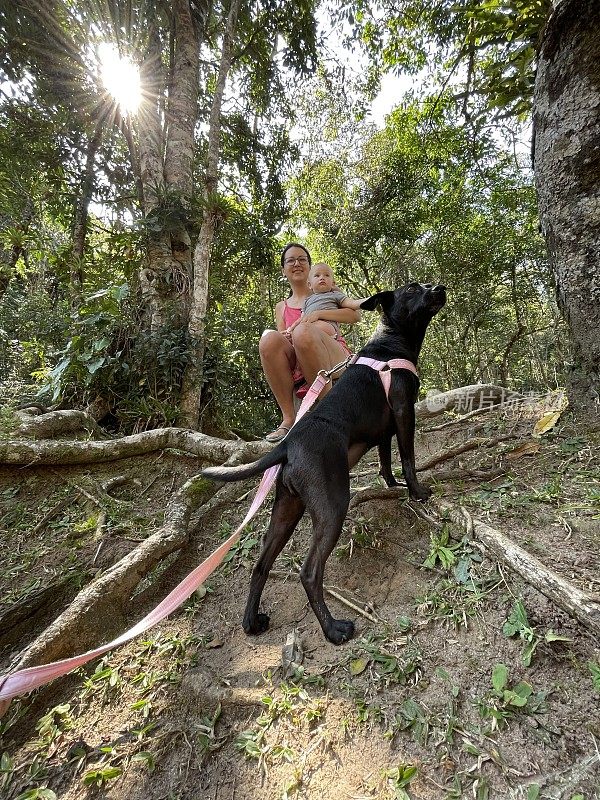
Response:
[533,0,600,406]
[179,0,241,428]
[137,4,199,330]
[0,427,270,466]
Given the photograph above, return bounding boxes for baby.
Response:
[287,263,366,339]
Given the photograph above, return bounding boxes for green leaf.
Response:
[505,681,533,707]
[86,357,106,374]
[527,785,540,800]
[521,639,538,667]
[503,599,529,637]
[587,661,600,691]
[544,630,572,643]
[349,657,369,676]
[492,663,508,693]
[1,752,14,772]
[131,751,155,771]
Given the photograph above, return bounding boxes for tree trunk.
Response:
[137,4,199,331]
[70,113,105,306]
[533,0,600,409]
[179,0,241,429]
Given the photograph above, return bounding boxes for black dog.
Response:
[203,283,446,644]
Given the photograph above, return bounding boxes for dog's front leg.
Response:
[243,484,305,635]
[392,398,431,502]
[377,435,400,487]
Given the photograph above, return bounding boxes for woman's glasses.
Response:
[284,256,309,266]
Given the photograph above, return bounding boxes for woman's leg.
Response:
[259,329,297,431]
[291,322,349,394]
[312,320,338,337]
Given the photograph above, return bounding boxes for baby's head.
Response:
[308,262,335,294]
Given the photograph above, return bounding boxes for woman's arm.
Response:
[275,300,286,332]
[302,306,361,325]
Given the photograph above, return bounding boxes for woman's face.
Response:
[282,246,311,284]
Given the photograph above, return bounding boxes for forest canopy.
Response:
[0,0,596,436]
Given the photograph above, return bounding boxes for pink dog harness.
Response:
[349,355,418,400]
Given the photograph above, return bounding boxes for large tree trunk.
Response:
[533,0,600,409]
[179,0,241,429]
[137,3,199,331]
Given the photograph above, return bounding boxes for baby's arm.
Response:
[341,297,368,310]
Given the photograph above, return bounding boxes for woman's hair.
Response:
[280,242,311,268]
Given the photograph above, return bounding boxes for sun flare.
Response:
[98,43,141,115]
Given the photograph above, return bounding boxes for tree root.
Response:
[0,427,270,466]
[415,384,522,420]
[434,499,600,638]
[417,435,516,471]
[4,475,240,674]
[14,409,109,439]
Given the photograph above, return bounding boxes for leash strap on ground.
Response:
[0,370,332,711]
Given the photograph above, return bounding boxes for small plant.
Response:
[197,704,225,757]
[14,789,57,800]
[381,763,417,800]
[422,526,459,570]
[82,766,123,788]
[81,661,122,700]
[588,660,600,692]
[415,579,487,628]
[476,663,545,731]
[35,704,74,750]
[348,633,421,688]
[502,599,571,666]
[385,698,430,745]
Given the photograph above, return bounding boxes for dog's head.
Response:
[360,283,446,329]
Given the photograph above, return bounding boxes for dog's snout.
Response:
[431,284,446,293]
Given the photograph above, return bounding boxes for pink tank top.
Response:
[282,300,302,329]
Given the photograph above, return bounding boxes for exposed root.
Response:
[434,498,600,637]
[5,473,232,674]
[14,409,109,439]
[415,384,522,420]
[0,427,270,467]
[417,434,516,471]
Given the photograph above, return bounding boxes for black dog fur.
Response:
[203,283,447,644]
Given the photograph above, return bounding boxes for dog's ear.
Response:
[360,291,395,312]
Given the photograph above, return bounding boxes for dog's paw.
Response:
[325,619,355,645]
[409,483,432,502]
[243,613,270,635]
[380,472,400,488]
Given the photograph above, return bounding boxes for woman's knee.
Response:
[291,322,316,351]
[259,329,282,357]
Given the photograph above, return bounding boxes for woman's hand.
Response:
[300,311,322,325]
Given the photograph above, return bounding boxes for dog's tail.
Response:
[202,442,287,483]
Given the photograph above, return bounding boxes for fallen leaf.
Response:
[506,441,542,459]
[532,411,562,437]
[349,657,369,676]
[205,638,223,649]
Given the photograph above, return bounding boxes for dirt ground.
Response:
[0,399,599,800]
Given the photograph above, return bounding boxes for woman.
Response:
[260,243,360,442]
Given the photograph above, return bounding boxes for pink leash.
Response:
[0,373,331,712]
[0,356,416,712]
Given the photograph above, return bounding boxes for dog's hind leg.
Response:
[243,482,305,636]
[300,499,353,645]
